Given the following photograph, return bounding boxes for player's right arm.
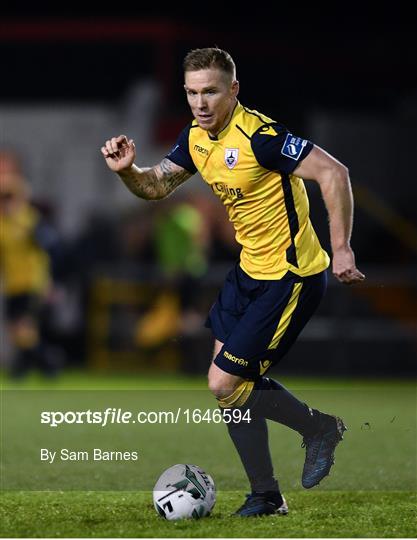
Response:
[101,135,192,200]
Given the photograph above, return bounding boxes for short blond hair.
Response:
[183,47,236,80]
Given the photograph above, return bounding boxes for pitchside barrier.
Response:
[85,264,416,376]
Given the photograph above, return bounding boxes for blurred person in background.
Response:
[135,196,209,348]
[0,150,64,378]
[101,47,364,517]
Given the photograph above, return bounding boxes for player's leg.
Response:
[5,295,43,378]
[243,271,346,489]
[209,355,279,493]
[237,270,330,436]
[7,316,40,377]
[205,265,316,515]
[36,301,63,377]
[214,270,346,490]
[208,341,241,400]
[208,340,288,517]
[212,270,328,435]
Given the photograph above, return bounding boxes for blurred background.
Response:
[0,6,416,380]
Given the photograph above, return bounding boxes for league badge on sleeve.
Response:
[281,134,308,161]
[225,148,239,169]
[167,144,179,157]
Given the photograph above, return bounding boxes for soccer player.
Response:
[101,47,365,517]
[0,151,63,378]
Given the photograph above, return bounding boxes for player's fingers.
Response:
[333,267,352,281]
[346,267,365,279]
[116,134,129,147]
[105,140,117,158]
[349,271,365,283]
[127,139,136,156]
[333,268,347,279]
[100,146,110,158]
[115,135,131,156]
[334,274,348,284]
[110,137,120,154]
[337,268,365,285]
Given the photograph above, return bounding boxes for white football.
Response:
[153,464,216,520]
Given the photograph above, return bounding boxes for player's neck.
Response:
[208,99,238,138]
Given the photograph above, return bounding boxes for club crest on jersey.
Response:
[225,148,239,169]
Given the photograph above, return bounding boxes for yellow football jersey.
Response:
[0,204,51,295]
[167,101,330,279]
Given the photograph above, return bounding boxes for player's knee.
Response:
[208,364,240,400]
[208,374,237,400]
[207,363,256,409]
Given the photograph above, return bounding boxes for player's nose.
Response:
[196,94,207,109]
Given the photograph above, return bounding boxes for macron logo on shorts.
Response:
[224,351,248,367]
[281,133,308,161]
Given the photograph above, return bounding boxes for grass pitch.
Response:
[0,371,416,538]
[1,490,416,538]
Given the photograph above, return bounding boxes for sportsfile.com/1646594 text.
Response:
[40,408,252,427]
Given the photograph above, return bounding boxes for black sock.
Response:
[247,377,326,437]
[223,377,332,494]
[226,414,280,493]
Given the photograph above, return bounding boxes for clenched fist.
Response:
[101,135,136,172]
[332,246,365,285]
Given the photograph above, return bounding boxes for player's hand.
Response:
[332,246,365,285]
[101,135,136,172]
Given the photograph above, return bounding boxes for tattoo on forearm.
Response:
[159,159,191,193]
[118,167,159,199]
[118,159,191,200]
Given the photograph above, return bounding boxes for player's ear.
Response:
[231,79,239,97]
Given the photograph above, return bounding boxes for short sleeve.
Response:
[251,123,313,175]
[165,123,197,174]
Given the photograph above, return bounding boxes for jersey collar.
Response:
[207,100,243,141]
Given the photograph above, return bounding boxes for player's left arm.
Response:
[293,146,365,285]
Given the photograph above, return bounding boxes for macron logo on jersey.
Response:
[281,133,308,161]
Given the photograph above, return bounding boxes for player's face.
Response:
[0,173,26,215]
[184,69,239,136]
